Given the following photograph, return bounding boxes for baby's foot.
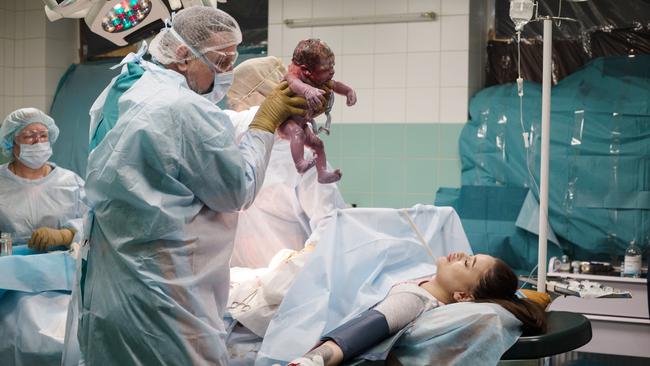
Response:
[318,169,342,184]
[295,159,316,173]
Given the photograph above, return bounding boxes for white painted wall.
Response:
[0,0,77,119]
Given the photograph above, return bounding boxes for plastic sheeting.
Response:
[487,31,650,86]
[0,247,75,294]
[384,302,520,366]
[459,55,650,263]
[496,0,650,41]
[0,249,75,366]
[490,1,650,86]
[435,186,564,273]
[0,291,71,366]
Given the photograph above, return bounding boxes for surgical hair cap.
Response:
[227,56,286,109]
[149,6,242,65]
[0,108,59,157]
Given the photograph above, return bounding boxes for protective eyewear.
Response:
[200,50,239,73]
[16,130,49,143]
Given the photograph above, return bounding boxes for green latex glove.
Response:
[28,227,75,251]
[249,81,312,133]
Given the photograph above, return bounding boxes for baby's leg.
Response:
[279,119,316,173]
[304,127,342,183]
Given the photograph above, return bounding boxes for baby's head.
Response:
[292,38,335,86]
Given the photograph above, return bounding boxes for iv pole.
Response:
[512,0,577,292]
[538,17,552,293]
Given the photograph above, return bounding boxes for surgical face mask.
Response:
[202,70,233,104]
[17,142,52,169]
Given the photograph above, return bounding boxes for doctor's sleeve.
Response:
[177,106,274,212]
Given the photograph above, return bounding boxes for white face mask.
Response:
[17,142,52,169]
[202,70,233,104]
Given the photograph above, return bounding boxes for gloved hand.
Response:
[28,227,75,251]
[249,81,310,133]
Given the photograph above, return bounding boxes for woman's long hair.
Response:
[472,258,547,335]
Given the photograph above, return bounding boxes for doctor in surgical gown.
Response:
[78,7,311,365]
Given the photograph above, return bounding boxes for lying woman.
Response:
[288,252,546,366]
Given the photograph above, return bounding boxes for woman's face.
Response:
[435,252,496,299]
[12,123,49,157]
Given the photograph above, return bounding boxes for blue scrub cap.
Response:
[0,108,59,157]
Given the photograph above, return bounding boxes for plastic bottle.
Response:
[622,240,642,278]
[0,232,12,256]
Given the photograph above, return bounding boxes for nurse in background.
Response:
[226,56,347,268]
[0,108,86,251]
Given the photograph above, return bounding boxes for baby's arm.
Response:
[330,80,356,106]
[286,64,326,110]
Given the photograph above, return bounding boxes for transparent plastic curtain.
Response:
[496,0,650,43]
[489,0,650,86]
[459,55,650,262]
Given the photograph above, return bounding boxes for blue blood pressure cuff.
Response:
[320,309,390,361]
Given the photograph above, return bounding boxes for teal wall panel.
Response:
[328,123,464,208]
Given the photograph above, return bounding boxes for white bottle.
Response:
[622,240,642,278]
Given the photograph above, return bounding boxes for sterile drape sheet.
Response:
[256,204,482,364]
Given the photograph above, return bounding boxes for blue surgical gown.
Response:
[79,61,274,365]
[0,163,85,244]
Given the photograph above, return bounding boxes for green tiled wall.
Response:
[322,123,465,208]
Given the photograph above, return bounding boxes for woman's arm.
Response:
[289,283,437,365]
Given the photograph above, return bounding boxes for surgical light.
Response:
[100,1,152,34]
[43,0,96,21]
[85,0,170,46]
[42,1,221,47]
